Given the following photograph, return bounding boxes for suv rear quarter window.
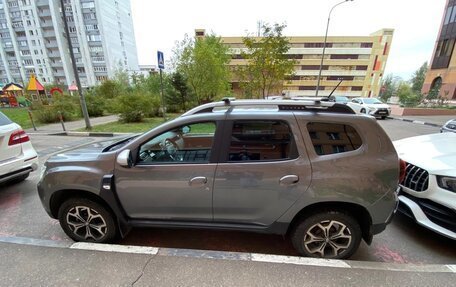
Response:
[0,112,13,126]
[307,122,362,156]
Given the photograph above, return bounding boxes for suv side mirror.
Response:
[117,149,132,168]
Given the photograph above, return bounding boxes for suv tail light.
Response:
[8,130,30,146]
[399,159,406,183]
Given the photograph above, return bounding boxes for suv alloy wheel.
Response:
[58,198,117,243]
[291,211,362,259]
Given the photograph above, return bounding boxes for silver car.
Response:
[37,100,400,259]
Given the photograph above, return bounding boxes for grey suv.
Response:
[38,99,400,259]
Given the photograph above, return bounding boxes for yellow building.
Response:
[422,0,456,100]
[196,29,394,98]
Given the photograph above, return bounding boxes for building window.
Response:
[87,34,101,41]
[10,11,21,18]
[85,24,98,31]
[73,47,80,53]
[96,75,108,81]
[330,54,359,60]
[66,16,74,22]
[304,43,333,48]
[352,86,363,91]
[0,32,10,38]
[12,21,23,28]
[356,65,368,70]
[94,66,107,72]
[360,42,373,48]
[19,40,28,47]
[299,86,324,91]
[444,6,454,25]
[83,13,96,20]
[301,65,328,70]
[69,26,77,33]
[24,59,34,65]
[77,67,85,73]
[92,56,105,62]
[327,76,354,81]
[82,2,95,8]
[8,1,19,8]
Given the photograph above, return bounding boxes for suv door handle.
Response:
[279,175,299,185]
[189,176,207,187]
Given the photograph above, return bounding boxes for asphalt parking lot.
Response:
[0,119,455,265]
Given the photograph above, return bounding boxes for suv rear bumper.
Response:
[0,154,38,184]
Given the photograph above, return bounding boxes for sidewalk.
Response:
[388,115,454,127]
[26,114,119,134]
[0,241,454,286]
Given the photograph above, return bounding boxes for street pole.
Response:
[315,0,353,98]
[159,68,166,121]
[59,0,91,129]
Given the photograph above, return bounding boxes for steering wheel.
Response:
[163,139,182,161]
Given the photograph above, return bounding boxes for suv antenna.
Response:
[327,79,343,99]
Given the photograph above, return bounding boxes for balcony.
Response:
[36,0,49,7]
[45,41,58,48]
[42,30,56,38]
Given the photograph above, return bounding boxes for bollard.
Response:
[58,111,66,131]
[27,109,37,131]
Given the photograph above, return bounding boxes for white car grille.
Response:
[401,162,429,192]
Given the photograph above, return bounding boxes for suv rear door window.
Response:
[307,122,362,155]
[227,120,297,161]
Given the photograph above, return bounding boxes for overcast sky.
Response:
[130,0,446,80]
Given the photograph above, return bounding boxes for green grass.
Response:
[0,107,39,129]
[81,117,171,133]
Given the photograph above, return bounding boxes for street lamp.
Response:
[315,0,354,98]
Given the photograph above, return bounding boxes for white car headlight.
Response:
[437,176,456,192]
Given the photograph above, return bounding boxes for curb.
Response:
[387,116,442,128]
[0,235,455,274]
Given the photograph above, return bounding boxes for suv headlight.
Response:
[437,176,456,192]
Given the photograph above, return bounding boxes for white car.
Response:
[0,111,38,184]
[347,97,391,119]
[394,133,456,239]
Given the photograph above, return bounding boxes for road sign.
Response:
[157,51,164,70]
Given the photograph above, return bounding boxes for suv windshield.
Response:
[362,98,383,104]
[0,112,13,126]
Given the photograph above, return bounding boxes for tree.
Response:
[175,33,231,104]
[410,62,428,95]
[397,82,421,107]
[236,23,295,99]
[169,71,190,111]
[379,74,401,103]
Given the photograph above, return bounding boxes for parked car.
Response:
[0,111,38,184]
[347,97,391,119]
[328,96,350,104]
[394,132,456,240]
[440,118,456,133]
[38,99,401,259]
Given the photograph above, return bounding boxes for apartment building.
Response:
[0,0,139,87]
[209,29,393,98]
[422,0,456,100]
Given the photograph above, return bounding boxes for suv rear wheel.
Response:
[291,211,362,259]
[58,198,117,243]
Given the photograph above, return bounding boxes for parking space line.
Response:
[70,242,159,255]
[251,253,351,268]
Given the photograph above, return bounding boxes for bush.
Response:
[84,92,105,117]
[30,94,80,123]
[397,83,421,107]
[114,92,155,122]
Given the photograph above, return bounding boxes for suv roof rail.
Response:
[181,99,355,117]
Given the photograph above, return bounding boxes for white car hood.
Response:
[393,133,456,176]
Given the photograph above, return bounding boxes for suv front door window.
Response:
[115,121,219,220]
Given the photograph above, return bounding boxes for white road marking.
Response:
[70,242,158,255]
[251,253,351,268]
[446,265,456,273]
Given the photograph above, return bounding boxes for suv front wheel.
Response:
[58,198,117,243]
[291,211,362,259]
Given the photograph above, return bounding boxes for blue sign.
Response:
[157,51,164,70]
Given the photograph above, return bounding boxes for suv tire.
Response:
[58,198,117,243]
[291,211,362,259]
